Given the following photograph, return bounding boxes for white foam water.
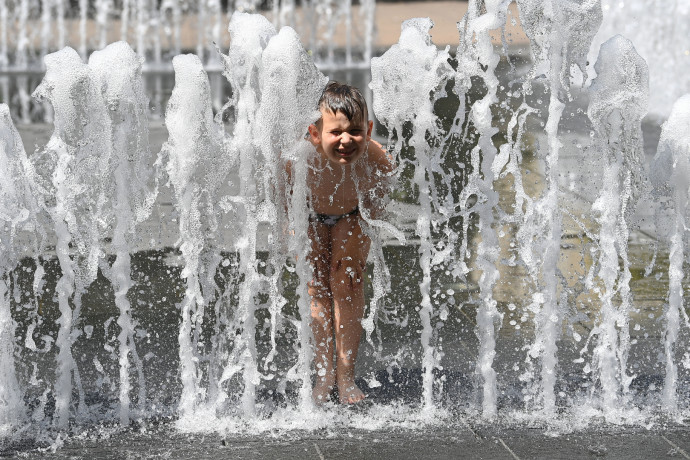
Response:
[587,34,648,418]
[0,102,41,434]
[512,0,602,417]
[592,0,689,117]
[371,17,454,412]
[88,41,157,425]
[651,94,690,414]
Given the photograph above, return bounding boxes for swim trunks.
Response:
[309,207,359,227]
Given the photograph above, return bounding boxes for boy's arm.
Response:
[360,139,395,220]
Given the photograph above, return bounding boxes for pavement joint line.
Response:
[662,434,690,459]
[313,442,325,460]
[460,419,481,440]
[498,437,521,460]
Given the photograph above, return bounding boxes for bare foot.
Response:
[338,380,365,404]
[312,373,336,405]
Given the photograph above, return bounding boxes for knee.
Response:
[308,277,331,301]
[310,306,330,328]
[330,256,366,292]
[310,296,331,333]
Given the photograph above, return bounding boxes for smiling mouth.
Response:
[336,149,356,157]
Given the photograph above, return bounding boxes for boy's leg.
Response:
[307,220,335,404]
[330,215,371,404]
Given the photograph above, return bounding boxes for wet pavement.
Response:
[4,422,690,459]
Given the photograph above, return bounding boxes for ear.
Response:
[367,120,373,138]
[307,123,321,145]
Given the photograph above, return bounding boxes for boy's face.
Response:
[308,109,373,166]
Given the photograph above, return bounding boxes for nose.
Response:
[340,132,352,143]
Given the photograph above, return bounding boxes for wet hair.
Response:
[317,81,368,125]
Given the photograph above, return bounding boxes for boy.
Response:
[305,81,393,404]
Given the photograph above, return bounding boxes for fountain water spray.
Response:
[457,0,511,418]
[164,13,327,421]
[0,103,43,432]
[371,17,453,411]
[587,34,648,417]
[513,0,602,415]
[214,13,277,417]
[650,94,690,413]
[593,0,690,117]
[88,41,157,425]
[215,13,326,414]
[160,0,183,57]
[1,1,376,123]
[251,23,328,412]
[30,42,156,428]
[162,53,226,420]
[95,0,112,50]
[0,0,375,70]
[32,47,112,428]
[0,1,8,68]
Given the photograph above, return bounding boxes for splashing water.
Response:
[88,41,158,425]
[26,41,156,430]
[31,47,113,429]
[0,103,42,433]
[371,17,453,412]
[164,13,328,425]
[1,0,690,450]
[650,94,690,414]
[593,0,690,117]
[458,0,509,418]
[162,52,226,420]
[587,34,648,418]
[512,0,602,416]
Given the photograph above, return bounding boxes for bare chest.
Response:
[307,163,361,215]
